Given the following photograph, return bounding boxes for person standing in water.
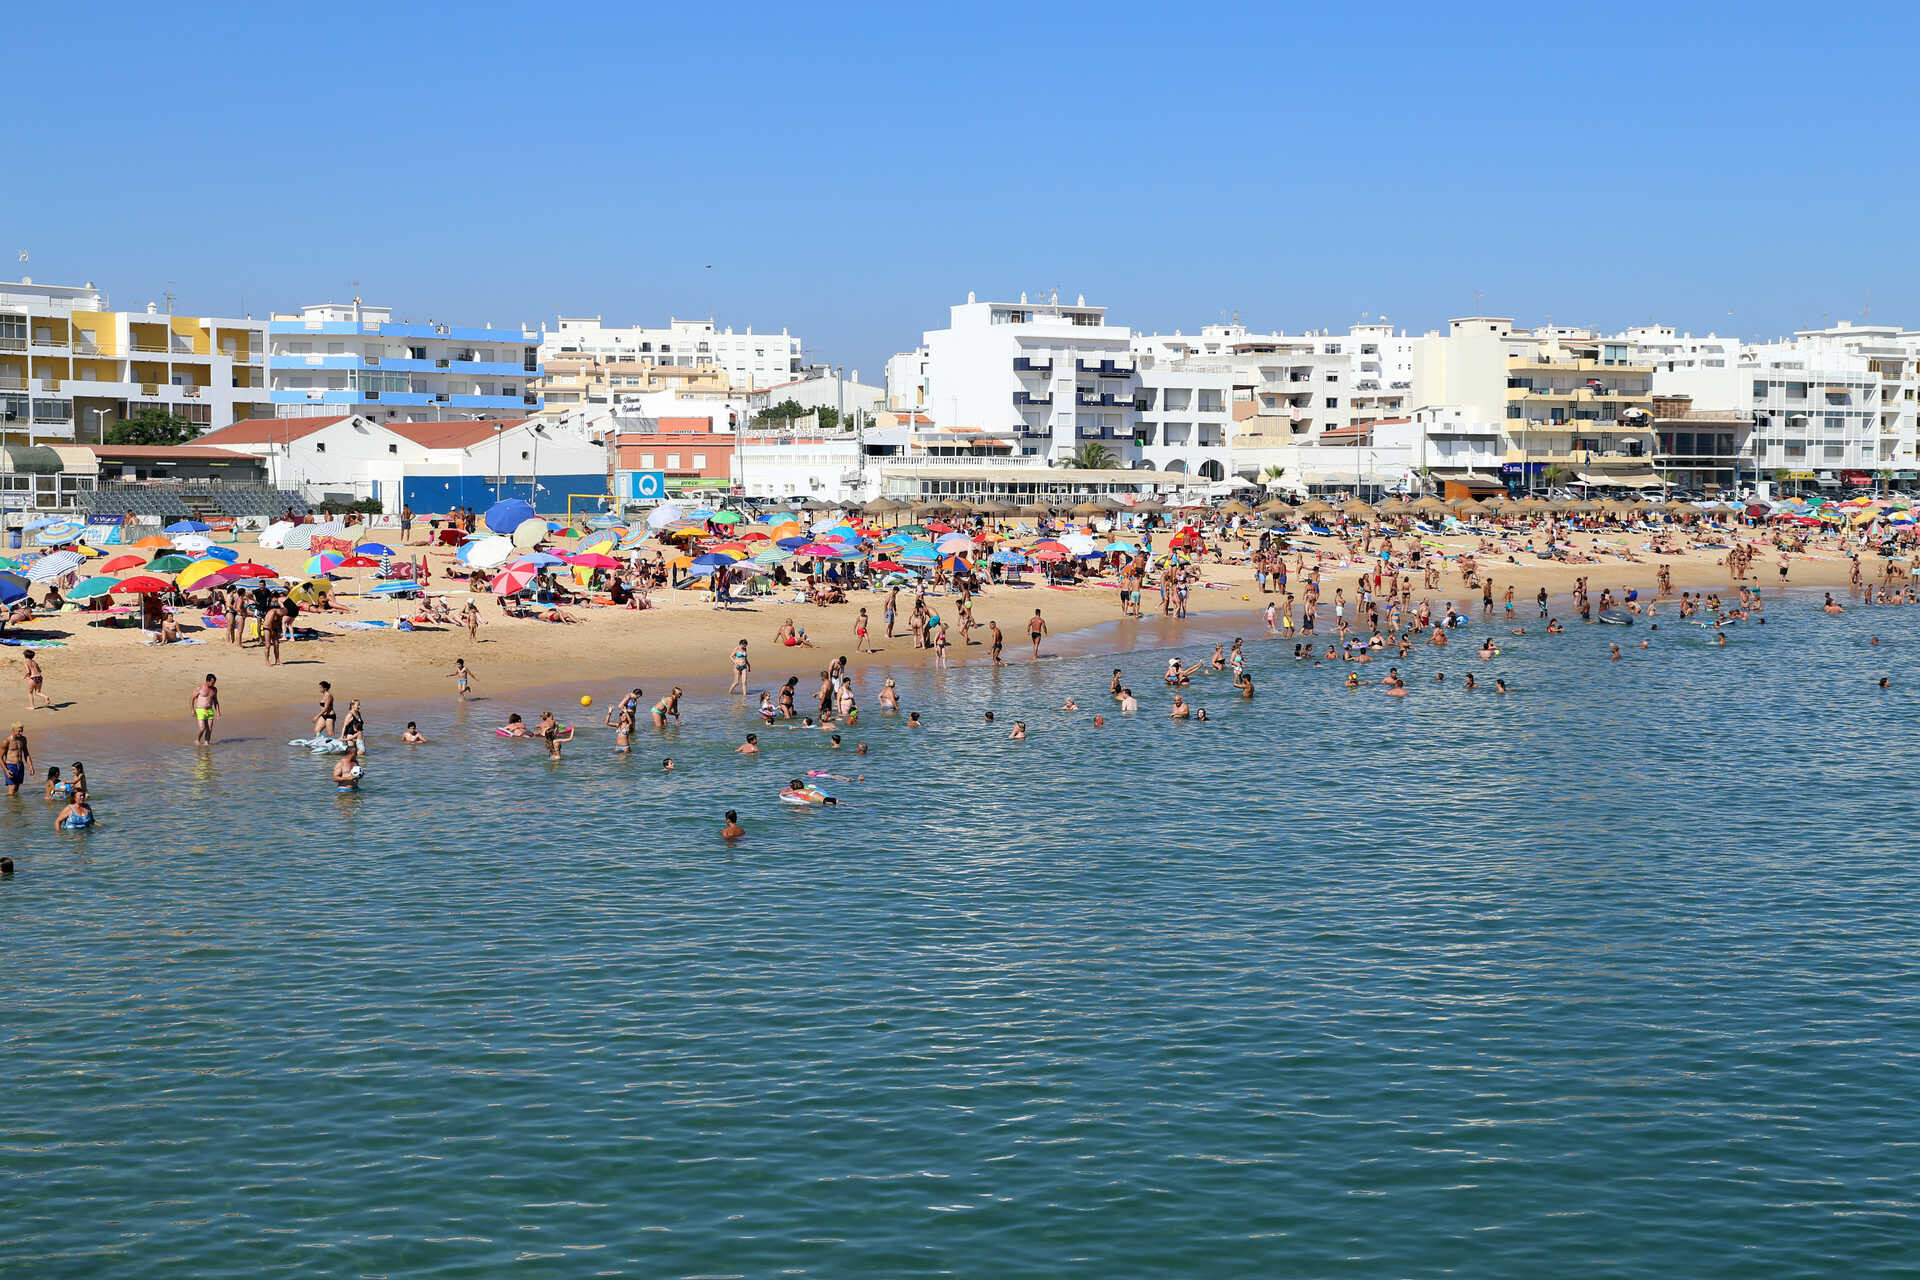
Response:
[2,722,31,796]
[190,673,220,745]
[729,639,751,694]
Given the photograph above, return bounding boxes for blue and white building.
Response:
[268,301,541,423]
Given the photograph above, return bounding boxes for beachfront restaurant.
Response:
[875,462,1193,505]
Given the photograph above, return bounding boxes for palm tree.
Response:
[1260,464,1285,485]
[1063,442,1118,470]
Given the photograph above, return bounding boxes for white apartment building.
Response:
[1620,321,1910,486]
[884,346,929,412]
[1136,321,1416,441]
[269,302,541,423]
[542,316,801,391]
[917,291,1230,479]
[0,277,270,443]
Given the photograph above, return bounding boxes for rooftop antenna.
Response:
[164,282,176,315]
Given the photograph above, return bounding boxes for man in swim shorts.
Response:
[2,721,30,796]
[190,673,220,745]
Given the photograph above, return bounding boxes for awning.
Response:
[1894,471,1917,481]
[1576,469,1663,488]
[0,445,63,475]
[1842,470,1873,486]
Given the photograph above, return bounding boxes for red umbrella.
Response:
[869,558,910,573]
[100,554,144,573]
[214,561,278,578]
[112,575,171,594]
[336,554,380,569]
[491,565,537,596]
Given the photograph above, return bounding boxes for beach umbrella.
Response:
[99,554,144,574]
[1057,532,1096,557]
[34,520,85,545]
[67,575,119,601]
[775,536,810,550]
[737,530,769,542]
[586,514,624,529]
[990,549,1029,566]
[691,552,736,569]
[211,562,277,580]
[0,572,28,605]
[510,515,549,549]
[336,555,380,569]
[368,580,421,596]
[461,536,515,570]
[176,559,231,590]
[797,542,850,558]
[484,498,536,534]
[709,510,743,525]
[645,503,686,530]
[26,550,84,583]
[257,521,295,549]
[511,550,567,568]
[305,552,346,576]
[868,558,912,574]
[355,542,395,556]
[172,534,212,554]
[147,553,193,573]
[567,552,620,570]
[491,565,536,596]
[201,545,239,564]
[162,519,211,535]
[752,546,792,564]
[110,575,169,595]
[132,535,171,548]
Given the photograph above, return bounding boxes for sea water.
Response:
[2,596,1917,1277]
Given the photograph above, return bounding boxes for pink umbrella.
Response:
[566,552,620,569]
[491,565,537,596]
[797,542,846,557]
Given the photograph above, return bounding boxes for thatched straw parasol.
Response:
[1340,499,1376,521]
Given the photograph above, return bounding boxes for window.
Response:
[314,442,326,453]
[640,453,654,468]
[1326,398,1338,409]
[692,453,707,468]
[387,443,397,454]
[1323,344,1341,355]
[666,453,680,468]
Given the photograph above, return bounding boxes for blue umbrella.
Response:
[356,542,395,556]
[511,551,567,568]
[0,572,28,605]
[34,520,85,544]
[202,546,239,564]
[991,549,1029,566]
[369,580,422,596]
[691,553,735,567]
[776,536,810,550]
[483,498,536,534]
[587,515,623,529]
[163,520,211,534]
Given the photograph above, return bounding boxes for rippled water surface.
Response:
[4,595,1918,1277]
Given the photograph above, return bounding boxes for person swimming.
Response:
[54,793,94,829]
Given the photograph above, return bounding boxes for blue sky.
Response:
[13,2,1920,376]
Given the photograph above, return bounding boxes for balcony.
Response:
[0,337,24,353]
[1012,357,1052,374]
[1013,391,1053,407]
[1075,359,1134,376]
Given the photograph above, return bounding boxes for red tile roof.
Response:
[385,418,529,450]
[194,415,350,447]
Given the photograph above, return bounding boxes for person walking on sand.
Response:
[190,673,220,745]
[1028,608,1048,658]
[22,650,51,711]
[462,599,481,643]
[262,599,286,667]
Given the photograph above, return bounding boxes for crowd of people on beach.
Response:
[8,492,1920,853]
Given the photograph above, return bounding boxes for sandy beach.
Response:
[0,520,1871,739]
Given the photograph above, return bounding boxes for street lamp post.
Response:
[495,424,505,505]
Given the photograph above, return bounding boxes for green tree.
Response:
[1063,442,1118,470]
[1541,463,1569,489]
[1260,464,1285,483]
[106,407,197,446]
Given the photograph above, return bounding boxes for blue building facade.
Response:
[268,302,541,424]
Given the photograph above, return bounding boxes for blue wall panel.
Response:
[401,474,607,515]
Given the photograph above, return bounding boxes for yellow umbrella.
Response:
[176,558,229,591]
[287,578,333,605]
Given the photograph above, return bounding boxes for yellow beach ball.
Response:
[580,695,592,707]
